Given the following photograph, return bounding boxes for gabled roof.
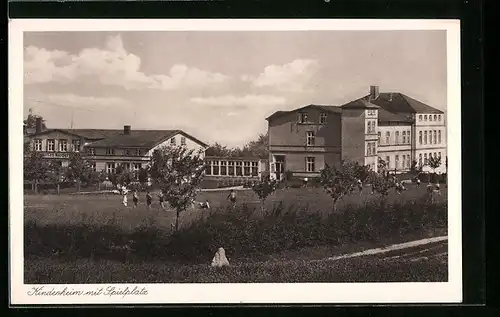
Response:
[266,104,341,121]
[340,97,381,110]
[87,130,208,149]
[24,128,123,140]
[368,93,444,114]
[377,108,413,124]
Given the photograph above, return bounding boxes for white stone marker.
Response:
[211,247,230,267]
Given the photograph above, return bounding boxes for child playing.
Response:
[158,191,165,209]
[146,191,152,209]
[199,200,211,209]
[227,189,237,206]
[122,186,129,207]
[132,190,139,208]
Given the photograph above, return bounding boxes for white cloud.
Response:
[242,59,319,92]
[190,94,286,107]
[24,34,229,90]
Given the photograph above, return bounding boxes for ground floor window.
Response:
[133,163,142,171]
[243,161,251,176]
[106,162,116,174]
[236,162,243,176]
[228,161,235,175]
[205,161,212,175]
[306,157,315,172]
[251,162,258,176]
[212,161,220,176]
[220,161,227,176]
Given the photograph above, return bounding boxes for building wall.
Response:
[341,108,368,166]
[146,133,206,159]
[268,151,341,176]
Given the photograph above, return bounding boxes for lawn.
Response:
[23,184,448,283]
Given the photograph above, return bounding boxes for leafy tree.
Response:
[47,161,64,194]
[24,108,47,132]
[149,146,205,232]
[205,142,234,157]
[115,165,135,187]
[319,160,361,211]
[427,155,442,174]
[252,177,277,212]
[368,170,396,204]
[244,132,269,159]
[64,152,94,191]
[23,147,51,194]
[410,159,422,177]
[137,167,150,190]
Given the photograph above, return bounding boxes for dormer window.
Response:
[319,113,328,124]
[298,113,308,123]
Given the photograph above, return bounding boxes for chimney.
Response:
[35,117,43,134]
[389,93,393,101]
[370,85,380,100]
[124,125,131,135]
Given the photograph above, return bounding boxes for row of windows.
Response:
[384,155,411,170]
[418,152,443,166]
[171,136,187,146]
[366,120,377,134]
[378,130,412,145]
[33,139,80,152]
[418,130,442,145]
[366,110,377,116]
[205,160,259,177]
[105,162,143,174]
[98,148,143,156]
[298,112,328,124]
[418,114,442,122]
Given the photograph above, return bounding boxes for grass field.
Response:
[24,184,448,283]
[24,184,447,230]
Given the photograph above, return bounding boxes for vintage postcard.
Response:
[9,19,462,305]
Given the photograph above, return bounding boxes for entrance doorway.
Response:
[274,155,285,181]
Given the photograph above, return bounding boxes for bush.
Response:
[25,199,447,265]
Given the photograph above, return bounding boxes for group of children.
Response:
[117,186,239,210]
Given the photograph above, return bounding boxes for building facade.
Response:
[266,86,446,179]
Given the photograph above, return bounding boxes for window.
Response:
[424,115,428,121]
[434,115,437,121]
[406,156,411,169]
[395,131,400,144]
[72,140,80,152]
[429,130,433,144]
[419,154,422,166]
[419,115,423,121]
[87,148,96,156]
[251,162,258,176]
[424,131,428,144]
[372,142,376,155]
[320,113,328,124]
[90,162,97,172]
[244,161,251,176]
[386,131,390,144]
[212,161,220,176]
[47,139,55,151]
[367,109,376,116]
[433,130,437,144]
[402,131,406,144]
[424,153,428,164]
[205,161,212,175]
[366,142,376,156]
[236,161,243,176]
[228,161,235,176]
[395,155,399,169]
[377,132,381,145]
[133,163,142,171]
[306,157,315,172]
[34,139,43,151]
[306,131,315,146]
[170,137,176,146]
[438,152,442,159]
[386,156,391,169]
[220,161,227,176]
[438,115,442,121]
[59,139,68,152]
[106,148,115,155]
[122,163,131,171]
[123,149,130,156]
[135,149,142,156]
[367,120,376,134]
[429,115,432,122]
[419,131,422,145]
[299,113,308,123]
[402,155,406,168]
[407,130,411,143]
[438,130,442,144]
[181,136,186,146]
[106,162,116,174]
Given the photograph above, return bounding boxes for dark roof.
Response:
[24,128,123,140]
[340,97,380,110]
[266,104,341,121]
[88,130,208,149]
[377,108,413,124]
[368,93,444,114]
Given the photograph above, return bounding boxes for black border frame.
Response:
[6,0,486,312]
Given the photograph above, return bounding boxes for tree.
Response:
[24,147,51,194]
[252,177,277,212]
[368,170,396,204]
[319,160,362,211]
[114,165,135,187]
[24,108,47,133]
[137,167,150,190]
[244,132,269,159]
[410,159,422,178]
[64,152,93,191]
[149,146,205,232]
[47,161,64,194]
[205,142,234,157]
[427,155,442,174]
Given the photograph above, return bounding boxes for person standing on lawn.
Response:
[132,190,139,208]
[146,191,152,209]
[122,186,129,207]
[158,191,165,209]
[227,189,237,207]
[357,178,363,193]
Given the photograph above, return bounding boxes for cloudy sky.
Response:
[23,30,447,147]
